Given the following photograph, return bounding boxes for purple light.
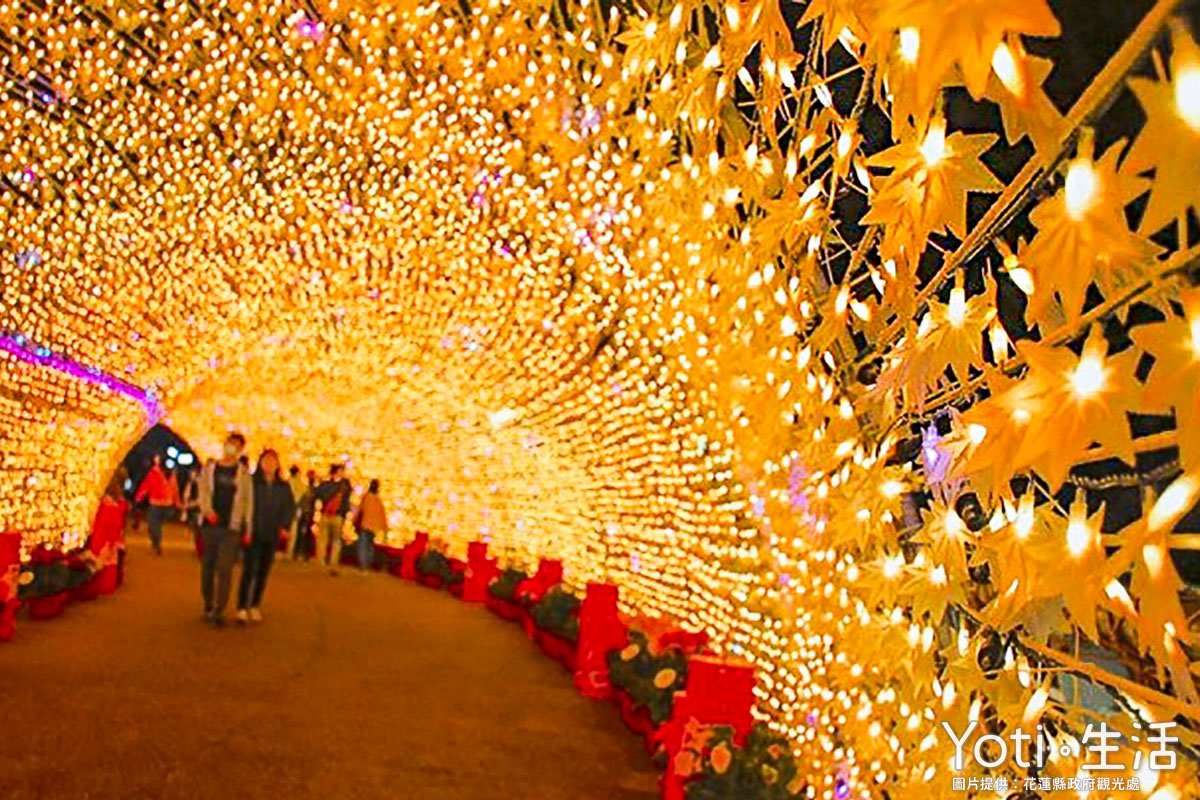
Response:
[751,494,766,517]
[296,19,325,41]
[0,335,163,423]
[921,424,952,485]
[788,460,809,512]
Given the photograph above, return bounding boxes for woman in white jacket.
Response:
[197,432,254,626]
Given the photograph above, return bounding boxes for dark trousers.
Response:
[147,505,170,551]
[357,531,376,571]
[238,538,277,610]
[200,528,240,619]
[291,513,314,560]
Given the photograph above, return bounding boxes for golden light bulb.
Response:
[946,285,966,326]
[1063,158,1099,220]
[899,28,920,64]
[1065,509,1092,557]
[1142,543,1166,578]
[1008,266,1035,295]
[1174,62,1200,130]
[1069,352,1106,398]
[991,41,1024,97]
[1147,475,1200,533]
[919,119,947,167]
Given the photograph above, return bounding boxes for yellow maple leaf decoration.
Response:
[1131,505,1200,706]
[1130,288,1200,472]
[950,328,1139,492]
[917,501,975,581]
[718,0,801,127]
[801,0,876,55]
[874,0,1060,109]
[980,48,1063,154]
[1125,25,1200,235]
[863,119,1002,263]
[1020,144,1158,325]
[872,283,995,408]
[977,493,1064,631]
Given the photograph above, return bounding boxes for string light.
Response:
[0,4,1195,800]
[919,119,948,167]
[899,28,921,64]
[1174,62,1200,130]
[991,41,1024,97]
[1069,351,1107,398]
[1064,158,1100,220]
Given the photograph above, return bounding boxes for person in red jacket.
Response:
[135,456,180,555]
[91,475,130,581]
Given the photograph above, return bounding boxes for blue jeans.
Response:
[357,531,376,571]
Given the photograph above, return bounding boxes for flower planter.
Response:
[522,612,538,640]
[448,581,464,599]
[536,628,578,671]
[617,689,659,754]
[0,598,20,642]
[70,577,100,603]
[487,596,526,623]
[417,573,444,590]
[27,592,70,621]
[94,565,120,596]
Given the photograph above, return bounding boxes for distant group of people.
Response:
[133,432,389,627]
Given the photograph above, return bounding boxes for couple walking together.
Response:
[194,433,295,626]
[192,432,384,626]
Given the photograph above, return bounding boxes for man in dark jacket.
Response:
[314,464,352,573]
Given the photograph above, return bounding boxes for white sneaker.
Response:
[249,608,263,622]
[235,609,249,623]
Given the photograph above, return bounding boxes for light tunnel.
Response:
[3,0,1200,797]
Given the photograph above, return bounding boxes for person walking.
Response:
[353,479,387,572]
[182,466,202,531]
[197,433,253,627]
[90,474,130,571]
[237,450,294,623]
[314,464,352,574]
[134,455,180,555]
[286,466,309,560]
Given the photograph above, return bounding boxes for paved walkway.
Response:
[0,524,658,799]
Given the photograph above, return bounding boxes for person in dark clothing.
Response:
[290,469,317,562]
[237,449,294,623]
[198,432,253,626]
[314,464,352,574]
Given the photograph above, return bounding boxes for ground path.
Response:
[0,524,658,799]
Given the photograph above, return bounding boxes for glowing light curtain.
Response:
[2,1,1200,797]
